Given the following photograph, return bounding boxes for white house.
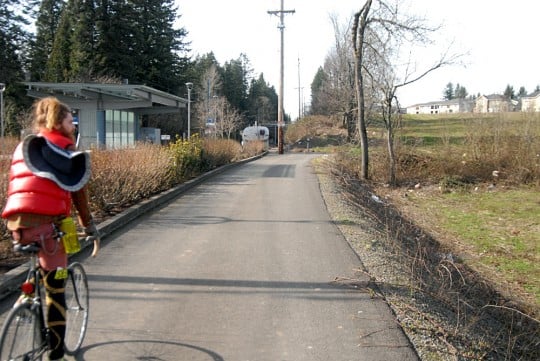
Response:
[406,99,473,114]
[520,91,540,112]
[473,94,516,113]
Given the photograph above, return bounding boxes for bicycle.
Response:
[0,235,99,361]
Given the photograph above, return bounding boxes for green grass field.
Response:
[401,186,540,306]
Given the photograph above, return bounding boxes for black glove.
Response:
[84,220,100,238]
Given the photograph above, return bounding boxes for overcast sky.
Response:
[177,0,539,120]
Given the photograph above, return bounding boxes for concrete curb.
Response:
[0,152,266,300]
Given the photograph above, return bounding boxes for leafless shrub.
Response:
[329,157,539,360]
[463,113,540,185]
[241,141,266,157]
[202,138,242,168]
[285,115,343,145]
[364,113,540,188]
[89,143,174,215]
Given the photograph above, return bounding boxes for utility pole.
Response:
[297,57,302,120]
[186,82,193,138]
[294,56,304,121]
[268,0,294,154]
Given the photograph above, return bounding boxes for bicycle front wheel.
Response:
[64,262,89,355]
[0,302,45,361]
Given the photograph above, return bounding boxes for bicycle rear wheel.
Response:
[0,302,45,361]
[64,262,89,355]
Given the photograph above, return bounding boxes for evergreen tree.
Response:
[503,84,515,99]
[94,0,135,81]
[0,0,36,135]
[221,54,251,116]
[454,83,468,99]
[310,66,329,115]
[246,74,278,126]
[30,0,66,81]
[69,0,97,81]
[443,82,454,100]
[45,1,74,82]
[0,30,22,84]
[129,0,189,93]
[517,86,527,98]
[191,52,220,88]
[0,0,32,84]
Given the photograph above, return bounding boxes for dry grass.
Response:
[326,112,540,360]
[327,161,539,361]
[384,112,540,186]
[89,143,175,214]
[286,115,347,150]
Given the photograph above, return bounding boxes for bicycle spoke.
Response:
[0,303,45,361]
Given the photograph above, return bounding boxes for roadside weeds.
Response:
[314,155,539,361]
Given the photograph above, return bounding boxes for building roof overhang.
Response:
[24,82,187,114]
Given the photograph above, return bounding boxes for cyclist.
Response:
[1,96,98,361]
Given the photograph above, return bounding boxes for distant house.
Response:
[520,91,540,112]
[405,99,473,114]
[474,94,516,113]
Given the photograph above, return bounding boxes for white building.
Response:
[473,94,516,113]
[406,99,473,114]
[24,82,187,149]
[520,91,540,112]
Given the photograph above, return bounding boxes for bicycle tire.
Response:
[64,262,89,355]
[0,302,46,361]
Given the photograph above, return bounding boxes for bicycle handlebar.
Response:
[78,233,100,257]
[13,243,41,254]
[14,234,100,258]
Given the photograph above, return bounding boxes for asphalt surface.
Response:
[0,151,419,360]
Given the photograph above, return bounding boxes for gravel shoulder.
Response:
[313,155,539,361]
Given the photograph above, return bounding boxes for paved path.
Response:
[0,152,419,360]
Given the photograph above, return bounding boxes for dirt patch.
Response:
[314,156,539,361]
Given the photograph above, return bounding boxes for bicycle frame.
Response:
[20,250,88,357]
[1,237,95,360]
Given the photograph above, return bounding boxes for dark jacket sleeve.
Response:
[71,186,93,227]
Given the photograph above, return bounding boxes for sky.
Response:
[176,0,540,120]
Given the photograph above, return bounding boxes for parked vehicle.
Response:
[242,125,269,149]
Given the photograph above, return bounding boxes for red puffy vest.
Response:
[1,131,75,218]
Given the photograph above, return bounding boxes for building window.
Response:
[105,110,135,148]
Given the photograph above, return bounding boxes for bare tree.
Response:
[195,65,223,134]
[378,52,460,185]
[353,0,460,182]
[352,0,373,180]
[330,14,362,140]
[213,96,242,139]
[311,14,365,141]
